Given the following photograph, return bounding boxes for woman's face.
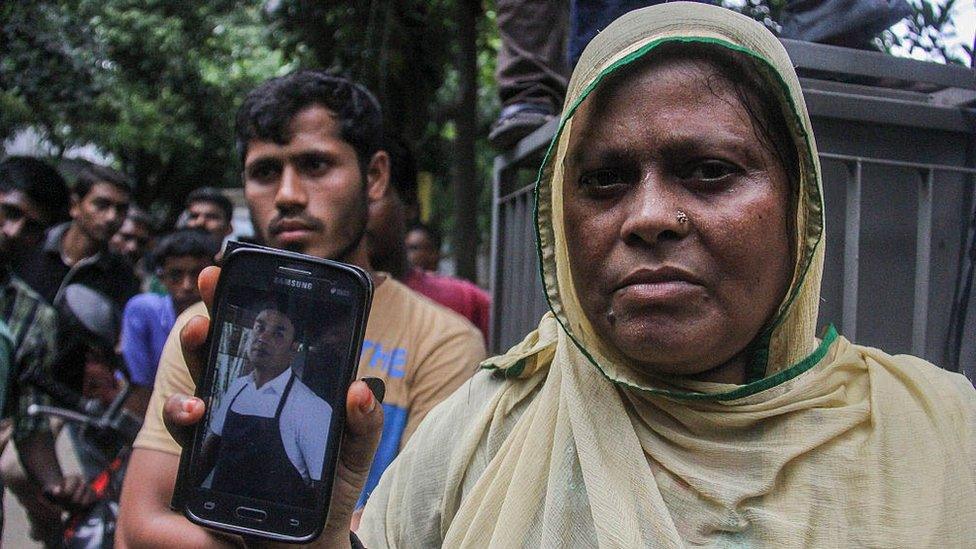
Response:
[563,55,793,381]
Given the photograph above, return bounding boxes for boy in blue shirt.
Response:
[120,229,219,416]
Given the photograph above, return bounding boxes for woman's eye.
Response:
[683,160,740,182]
[578,169,627,190]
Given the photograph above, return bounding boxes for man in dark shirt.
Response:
[0,201,94,543]
[17,162,139,311]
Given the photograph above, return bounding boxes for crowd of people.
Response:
[2,2,975,547]
[0,113,491,544]
[0,156,238,542]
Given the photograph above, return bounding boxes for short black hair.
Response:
[385,135,418,206]
[185,187,233,224]
[253,298,302,343]
[407,221,441,250]
[0,156,71,224]
[74,162,131,200]
[149,228,220,271]
[235,70,383,169]
[126,206,154,232]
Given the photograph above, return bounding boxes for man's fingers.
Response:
[71,478,92,506]
[198,266,220,311]
[343,379,385,467]
[182,265,218,382]
[324,380,385,539]
[62,476,81,494]
[180,315,210,382]
[44,476,92,510]
[163,393,206,448]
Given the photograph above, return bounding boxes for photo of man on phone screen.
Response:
[198,303,331,508]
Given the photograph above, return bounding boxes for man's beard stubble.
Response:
[263,184,369,264]
[329,195,368,264]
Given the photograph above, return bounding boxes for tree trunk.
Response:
[452,0,479,281]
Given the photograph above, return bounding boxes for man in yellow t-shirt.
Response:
[116,71,485,547]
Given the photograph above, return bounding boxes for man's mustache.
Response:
[267,214,325,236]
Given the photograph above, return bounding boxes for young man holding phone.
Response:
[117,71,485,546]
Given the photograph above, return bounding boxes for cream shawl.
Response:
[359,4,976,547]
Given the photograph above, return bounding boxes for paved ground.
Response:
[3,432,81,547]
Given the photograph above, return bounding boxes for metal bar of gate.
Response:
[912,169,934,356]
[843,160,862,341]
[489,158,504,352]
[820,153,976,175]
[513,195,526,341]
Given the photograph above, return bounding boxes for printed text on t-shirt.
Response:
[361,340,408,378]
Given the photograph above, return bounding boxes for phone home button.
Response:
[235,506,268,522]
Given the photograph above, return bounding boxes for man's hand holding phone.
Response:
[162,266,384,547]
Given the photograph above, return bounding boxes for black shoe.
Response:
[488,102,556,150]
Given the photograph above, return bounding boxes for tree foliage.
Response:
[878,0,973,65]
[4,0,965,259]
[2,1,291,221]
[2,0,499,249]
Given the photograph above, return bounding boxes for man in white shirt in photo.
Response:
[201,305,331,508]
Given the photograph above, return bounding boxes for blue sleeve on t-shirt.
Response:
[120,295,159,387]
[356,402,409,509]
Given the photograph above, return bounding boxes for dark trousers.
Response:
[569,0,719,65]
[496,0,708,110]
[495,0,570,110]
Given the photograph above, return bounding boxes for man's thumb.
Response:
[324,378,385,536]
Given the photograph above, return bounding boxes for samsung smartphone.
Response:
[173,243,373,543]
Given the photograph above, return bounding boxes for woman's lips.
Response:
[612,267,704,304]
[614,280,702,303]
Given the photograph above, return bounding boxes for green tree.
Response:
[2,1,291,221]
[878,0,973,65]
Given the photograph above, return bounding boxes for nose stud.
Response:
[676,210,689,225]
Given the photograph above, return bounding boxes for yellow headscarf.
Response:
[360,4,976,546]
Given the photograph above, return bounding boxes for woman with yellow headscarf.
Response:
[357,2,976,547]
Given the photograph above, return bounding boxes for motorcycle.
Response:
[23,284,142,548]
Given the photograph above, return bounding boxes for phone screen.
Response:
[181,249,369,539]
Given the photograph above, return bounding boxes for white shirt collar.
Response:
[247,367,292,394]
